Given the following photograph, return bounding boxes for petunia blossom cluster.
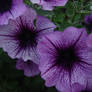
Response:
[0,0,92,92]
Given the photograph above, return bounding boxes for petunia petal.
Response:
[56,71,71,92]
[0,0,27,25]
[16,59,40,77]
[37,31,63,62]
[30,0,40,4]
[30,0,68,10]
[63,27,88,48]
[71,65,87,88]
[9,8,37,27]
[39,58,60,87]
[71,83,85,92]
[41,3,54,10]
[36,16,56,32]
[42,0,68,7]
[87,78,92,90]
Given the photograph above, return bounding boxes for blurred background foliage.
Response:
[0,0,92,92]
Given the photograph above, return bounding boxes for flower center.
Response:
[16,25,37,49]
[0,0,12,13]
[55,46,80,71]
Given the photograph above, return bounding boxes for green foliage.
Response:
[0,0,92,92]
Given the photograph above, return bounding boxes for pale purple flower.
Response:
[30,0,68,10]
[16,59,40,77]
[84,13,92,32]
[0,0,27,25]
[0,8,56,64]
[37,27,92,92]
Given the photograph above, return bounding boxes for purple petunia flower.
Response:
[16,59,40,77]
[37,27,92,92]
[0,0,27,25]
[0,8,56,63]
[84,13,92,32]
[30,0,68,10]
